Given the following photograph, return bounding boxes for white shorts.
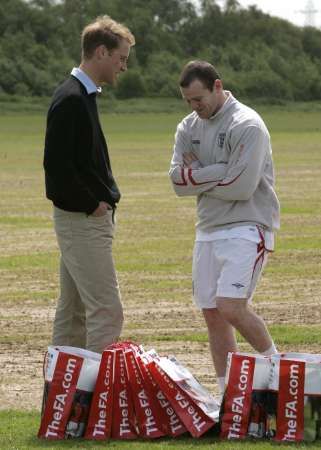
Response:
[192,238,268,309]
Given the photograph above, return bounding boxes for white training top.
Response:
[169,92,280,250]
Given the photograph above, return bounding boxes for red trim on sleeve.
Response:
[173,167,188,186]
[188,168,224,186]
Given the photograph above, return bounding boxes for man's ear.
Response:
[214,79,223,91]
[96,44,110,60]
[95,44,103,60]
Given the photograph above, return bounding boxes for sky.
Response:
[236,0,321,28]
[193,0,321,28]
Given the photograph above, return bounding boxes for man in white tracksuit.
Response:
[169,60,280,396]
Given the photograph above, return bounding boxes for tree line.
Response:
[1,0,321,101]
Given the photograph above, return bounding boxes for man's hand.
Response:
[183,152,201,168]
[91,201,112,217]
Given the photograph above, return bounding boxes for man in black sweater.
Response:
[44,16,135,353]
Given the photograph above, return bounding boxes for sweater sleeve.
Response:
[169,121,228,197]
[43,96,99,214]
[204,125,269,201]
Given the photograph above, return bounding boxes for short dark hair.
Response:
[179,60,221,91]
[81,15,135,59]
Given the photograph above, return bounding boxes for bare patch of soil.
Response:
[1,296,320,411]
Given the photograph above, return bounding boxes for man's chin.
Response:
[112,75,120,87]
[103,76,118,87]
[197,111,208,119]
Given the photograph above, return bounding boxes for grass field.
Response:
[1,104,321,448]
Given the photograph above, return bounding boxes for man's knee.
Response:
[88,312,123,353]
[216,297,248,324]
[106,299,123,335]
[202,307,221,328]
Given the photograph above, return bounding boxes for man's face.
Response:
[180,79,218,119]
[102,39,131,86]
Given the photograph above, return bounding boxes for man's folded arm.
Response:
[204,126,269,201]
[169,121,227,196]
[169,163,228,196]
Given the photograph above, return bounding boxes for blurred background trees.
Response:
[1,0,321,101]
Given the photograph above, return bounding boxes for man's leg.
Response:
[202,300,276,394]
[216,297,275,354]
[53,207,86,348]
[198,238,276,391]
[193,240,232,394]
[214,238,277,366]
[202,307,238,378]
[52,257,86,348]
[63,211,123,353]
[54,207,123,353]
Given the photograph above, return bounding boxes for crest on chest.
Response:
[217,132,226,149]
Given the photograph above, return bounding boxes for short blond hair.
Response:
[81,15,135,59]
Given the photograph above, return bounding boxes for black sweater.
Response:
[44,76,120,214]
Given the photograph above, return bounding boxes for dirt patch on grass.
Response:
[3,335,321,412]
[1,294,321,411]
[0,344,45,411]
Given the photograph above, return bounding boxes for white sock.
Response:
[260,343,277,356]
[218,376,225,394]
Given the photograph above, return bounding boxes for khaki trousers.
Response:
[52,206,123,353]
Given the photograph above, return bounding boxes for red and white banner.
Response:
[156,355,220,423]
[137,354,186,436]
[111,348,138,439]
[220,353,256,439]
[148,359,215,437]
[42,343,321,442]
[38,346,101,439]
[38,352,83,439]
[85,349,115,440]
[124,349,165,438]
[275,359,305,442]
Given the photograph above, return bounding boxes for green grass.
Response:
[1,105,321,446]
[0,216,51,227]
[2,93,321,115]
[2,411,321,449]
[114,325,321,346]
[0,253,57,270]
